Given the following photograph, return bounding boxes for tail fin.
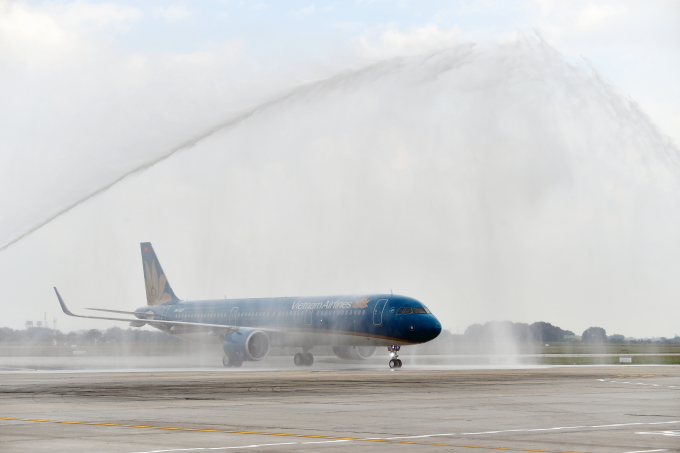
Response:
[141,242,180,305]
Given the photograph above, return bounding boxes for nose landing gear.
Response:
[388,345,402,368]
[294,347,314,367]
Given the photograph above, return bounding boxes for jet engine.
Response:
[332,345,378,360]
[223,329,270,365]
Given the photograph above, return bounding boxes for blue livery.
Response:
[55,242,442,368]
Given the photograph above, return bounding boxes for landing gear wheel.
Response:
[387,345,402,369]
[230,356,244,368]
[294,353,304,367]
[223,356,232,368]
[303,353,314,367]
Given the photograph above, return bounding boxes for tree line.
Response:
[0,326,181,345]
[1,323,678,345]
[435,321,678,343]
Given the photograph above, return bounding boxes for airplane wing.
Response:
[54,287,280,333]
[86,308,154,317]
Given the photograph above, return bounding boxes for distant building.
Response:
[25,321,33,328]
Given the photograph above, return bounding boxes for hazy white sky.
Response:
[1,0,679,337]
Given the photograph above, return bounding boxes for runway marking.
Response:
[613,375,660,377]
[623,450,668,453]
[131,443,298,452]
[597,379,677,389]
[456,421,680,435]
[301,440,351,444]
[0,417,585,453]
[635,430,680,437]
[386,433,456,439]
[374,421,680,440]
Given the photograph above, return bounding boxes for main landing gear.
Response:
[388,345,402,369]
[294,347,314,367]
[223,354,243,368]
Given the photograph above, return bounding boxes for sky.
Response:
[1,0,679,338]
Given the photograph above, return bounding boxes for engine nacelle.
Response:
[223,329,270,361]
[332,345,378,360]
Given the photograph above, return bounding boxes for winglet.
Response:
[54,287,75,317]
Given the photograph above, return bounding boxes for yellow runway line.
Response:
[0,417,584,453]
[612,374,660,377]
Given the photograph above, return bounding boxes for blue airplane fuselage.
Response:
[137,294,442,348]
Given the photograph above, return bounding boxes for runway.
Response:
[1,363,678,453]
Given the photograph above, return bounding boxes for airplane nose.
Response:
[415,317,441,342]
[429,318,442,340]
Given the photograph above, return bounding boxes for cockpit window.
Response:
[412,307,427,314]
[396,307,404,315]
[402,307,413,315]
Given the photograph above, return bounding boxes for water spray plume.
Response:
[3,35,680,337]
[0,57,414,252]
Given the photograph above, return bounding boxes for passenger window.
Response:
[397,307,404,315]
[403,307,413,315]
[413,307,427,314]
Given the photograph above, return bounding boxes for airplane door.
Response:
[229,307,239,325]
[304,309,313,326]
[372,299,388,326]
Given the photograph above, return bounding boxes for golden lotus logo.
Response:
[144,260,172,306]
[352,298,370,309]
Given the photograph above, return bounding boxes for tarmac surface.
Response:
[1,359,678,453]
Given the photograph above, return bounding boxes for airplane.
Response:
[54,242,442,368]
